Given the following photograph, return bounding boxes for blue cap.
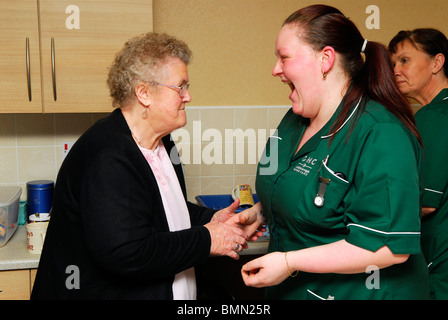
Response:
[26,180,54,189]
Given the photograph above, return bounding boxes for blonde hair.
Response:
[107,32,192,107]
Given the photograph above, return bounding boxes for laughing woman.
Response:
[241,5,430,300]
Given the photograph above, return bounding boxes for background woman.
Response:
[389,28,448,299]
[241,5,429,300]
[31,32,263,300]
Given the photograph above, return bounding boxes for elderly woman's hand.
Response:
[205,201,265,259]
[205,220,249,260]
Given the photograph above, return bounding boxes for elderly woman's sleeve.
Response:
[187,201,216,226]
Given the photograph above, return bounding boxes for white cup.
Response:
[26,222,48,254]
[29,213,50,223]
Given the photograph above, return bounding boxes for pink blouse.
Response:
[138,142,196,300]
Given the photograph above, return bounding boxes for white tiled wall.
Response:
[0,106,289,202]
[0,113,105,199]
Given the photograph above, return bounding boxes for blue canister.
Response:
[26,180,54,219]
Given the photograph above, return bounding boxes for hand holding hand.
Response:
[211,199,240,224]
[226,203,265,243]
[206,201,248,260]
[206,200,265,259]
[204,219,248,260]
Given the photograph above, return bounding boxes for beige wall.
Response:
[1,1,447,201]
[153,0,448,106]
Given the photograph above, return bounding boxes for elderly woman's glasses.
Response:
[151,82,190,97]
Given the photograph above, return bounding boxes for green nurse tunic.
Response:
[256,96,430,300]
[417,89,448,300]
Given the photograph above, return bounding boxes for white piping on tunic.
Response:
[425,187,444,195]
[346,223,420,235]
[321,98,362,139]
[322,158,349,184]
[307,289,328,300]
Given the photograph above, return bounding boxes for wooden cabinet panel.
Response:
[0,0,42,113]
[0,0,153,113]
[30,268,37,293]
[40,0,153,113]
[0,270,30,300]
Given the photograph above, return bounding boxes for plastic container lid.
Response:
[0,186,22,205]
[26,180,54,189]
[29,213,50,222]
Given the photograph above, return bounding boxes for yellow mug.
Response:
[232,184,255,207]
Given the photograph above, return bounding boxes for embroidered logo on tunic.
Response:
[293,156,318,176]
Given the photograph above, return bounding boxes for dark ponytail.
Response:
[284,5,422,145]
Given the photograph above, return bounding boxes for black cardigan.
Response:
[31,109,215,300]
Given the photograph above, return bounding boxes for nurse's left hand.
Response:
[241,252,290,288]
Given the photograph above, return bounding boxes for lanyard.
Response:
[314,155,347,207]
[314,156,330,207]
[314,176,330,207]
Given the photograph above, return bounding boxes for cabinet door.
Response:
[0,0,42,113]
[39,0,153,113]
[0,270,30,300]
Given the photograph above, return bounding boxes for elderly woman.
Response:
[389,28,448,299]
[31,32,263,300]
[241,5,429,299]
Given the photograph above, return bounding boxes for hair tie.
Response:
[361,39,368,53]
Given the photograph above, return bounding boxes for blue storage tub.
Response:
[195,194,258,213]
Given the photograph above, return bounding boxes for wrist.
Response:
[285,251,299,277]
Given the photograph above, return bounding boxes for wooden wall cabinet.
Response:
[0,0,152,113]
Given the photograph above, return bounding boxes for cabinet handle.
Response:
[26,37,32,102]
[51,38,57,101]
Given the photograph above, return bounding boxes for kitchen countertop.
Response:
[0,226,268,272]
[241,238,269,256]
[0,226,40,271]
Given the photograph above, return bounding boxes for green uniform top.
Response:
[417,88,448,299]
[256,95,429,300]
